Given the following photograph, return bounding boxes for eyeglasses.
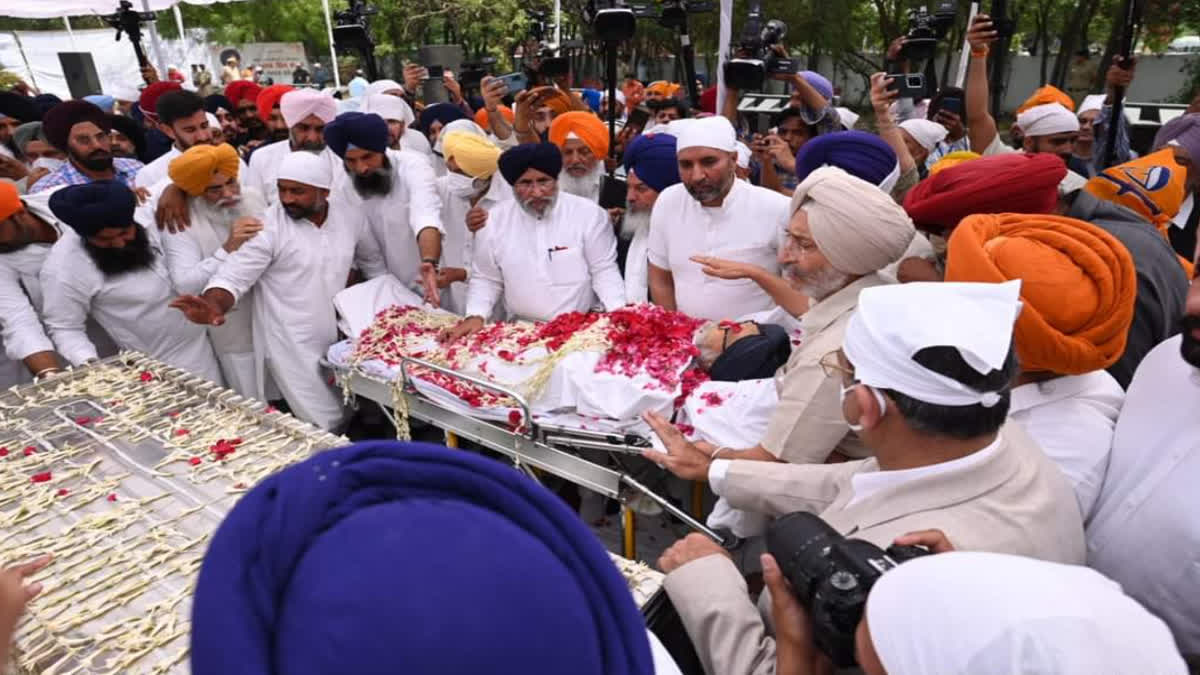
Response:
[514,176,556,192]
[819,350,854,380]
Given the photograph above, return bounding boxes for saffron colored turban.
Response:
[48,180,137,238]
[168,143,240,197]
[0,181,21,221]
[790,166,915,275]
[945,213,1136,374]
[442,131,502,180]
[473,105,514,132]
[538,89,576,116]
[224,81,262,108]
[903,153,1067,232]
[498,143,563,186]
[190,441,653,675]
[549,111,609,159]
[279,89,337,128]
[623,133,681,194]
[324,112,389,158]
[646,81,680,98]
[256,84,295,123]
[1016,84,1075,115]
[1085,148,1188,231]
[929,150,981,175]
[138,82,181,120]
[42,100,111,152]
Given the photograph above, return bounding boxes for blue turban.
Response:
[32,93,62,120]
[799,71,833,101]
[794,130,898,188]
[498,142,563,186]
[191,441,653,675]
[413,102,468,136]
[83,94,115,113]
[48,181,137,238]
[623,133,681,194]
[581,88,603,113]
[324,111,389,158]
[203,94,234,115]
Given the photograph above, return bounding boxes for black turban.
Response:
[0,92,38,124]
[710,323,793,382]
[498,143,563,186]
[203,94,234,115]
[324,111,388,158]
[108,113,148,162]
[32,94,62,120]
[42,100,112,152]
[48,181,137,238]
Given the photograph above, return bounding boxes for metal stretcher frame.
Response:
[323,355,724,558]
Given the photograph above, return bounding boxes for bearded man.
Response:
[30,101,143,193]
[548,111,609,203]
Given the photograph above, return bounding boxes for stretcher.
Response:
[0,353,671,674]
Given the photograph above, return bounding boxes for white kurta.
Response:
[0,190,62,365]
[353,149,444,291]
[434,173,512,315]
[624,222,650,305]
[204,198,388,430]
[243,141,348,204]
[160,188,268,398]
[40,227,223,384]
[135,146,181,189]
[647,179,789,320]
[1009,371,1123,518]
[1087,335,1200,654]
[465,191,626,322]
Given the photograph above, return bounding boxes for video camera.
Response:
[723,0,795,91]
[459,57,497,90]
[102,1,157,67]
[583,0,638,42]
[766,512,929,667]
[899,2,957,62]
[333,0,379,52]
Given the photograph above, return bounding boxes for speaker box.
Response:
[58,52,103,100]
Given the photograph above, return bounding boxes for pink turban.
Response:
[280,89,338,128]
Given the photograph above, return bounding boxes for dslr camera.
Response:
[900,1,957,63]
[766,512,929,667]
[723,0,795,91]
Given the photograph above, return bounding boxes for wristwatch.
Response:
[422,257,440,269]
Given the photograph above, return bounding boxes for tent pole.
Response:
[321,0,341,89]
[11,31,39,91]
[140,0,169,78]
[172,4,186,40]
[63,16,78,51]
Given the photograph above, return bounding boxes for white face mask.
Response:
[839,382,887,432]
[31,156,64,172]
[444,171,477,197]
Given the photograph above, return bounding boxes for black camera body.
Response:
[585,0,638,42]
[766,512,929,667]
[723,5,794,91]
[900,1,957,63]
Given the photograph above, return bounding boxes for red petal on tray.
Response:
[30,471,52,483]
[23,446,36,456]
[57,488,69,496]
[107,493,118,502]
[139,371,155,382]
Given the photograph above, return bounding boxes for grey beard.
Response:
[559,165,602,200]
[785,263,853,302]
[620,207,651,240]
[192,196,249,232]
[518,191,558,219]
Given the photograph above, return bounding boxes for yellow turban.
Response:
[646,81,681,98]
[929,150,981,175]
[442,131,501,179]
[548,111,609,160]
[1016,85,1075,115]
[945,213,1136,375]
[168,143,240,197]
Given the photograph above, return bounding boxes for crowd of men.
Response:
[2,11,1200,672]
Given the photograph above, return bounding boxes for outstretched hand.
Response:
[641,410,713,481]
[690,255,763,281]
[169,295,225,326]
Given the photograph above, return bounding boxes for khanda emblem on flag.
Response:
[1084,149,1188,228]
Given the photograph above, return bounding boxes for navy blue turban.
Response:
[624,133,681,194]
[710,323,792,382]
[794,130,899,188]
[0,92,38,124]
[48,181,138,238]
[32,94,62,120]
[191,441,654,675]
[413,102,468,136]
[498,142,563,186]
[324,111,389,158]
[203,94,234,115]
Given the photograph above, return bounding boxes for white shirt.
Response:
[647,180,788,320]
[1172,193,1195,230]
[1009,371,1123,518]
[353,149,444,290]
[204,198,388,429]
[465,191,626,322]
[1087,335,1200,654]
[0,190,62,363]
[40,226,223,384]
[136,145,250,190]
[434,173,512,315]
[624,219,651,305]
[243,141,347,204]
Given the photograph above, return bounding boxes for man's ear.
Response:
[853,385,886,430]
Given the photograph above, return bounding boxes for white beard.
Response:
[559,164,604,201]
[785,264,854,302]
[621,207,651,240]
[191,191,262,233]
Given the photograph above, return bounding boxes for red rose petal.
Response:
[188,457,202,465]
[139,371,154,382]
[174,428,189,436]
[0,448,8,457]
[31,471,52,483]
[107,493,118,502]
[57,488,69,496]
[23,446,35,456]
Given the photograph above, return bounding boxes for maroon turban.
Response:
[903,153,1067,232]
[43,100,113,152]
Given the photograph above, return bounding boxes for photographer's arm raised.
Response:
[965,14,1000,154]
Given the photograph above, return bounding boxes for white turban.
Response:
[835,106,860,130]
[365,79,404,97]
[433,119,486,155]
[280,89,338,128]
[735,141,751,169]
[866,552,1188,675]
[1017,103,1080,137]
[790,166,915,276]
[602,90,627,105]
[1078,94,1106,117]
[672,116,737,153]
[277,151,332,190]
[361,93,414,125]
[899,119,949,151]
[205,112,219,129]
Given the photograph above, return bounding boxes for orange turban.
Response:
[1085,149,1187,232]
[1016,85,1075,115]
[646,81,681,98]
[534,89,575,117]
[168,143,241,197]
[928,150,981,175]
[473,105,514,132]
[548,111,609,159]
[0,181,21,221]
[945,213,1136,375]
[256,84,295,123]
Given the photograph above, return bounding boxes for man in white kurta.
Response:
[171,151,388,431]
[134,89,215,189]
[1,185,66,384]
[621,133,682,305]
[647,117,789,320]
[242,89,345,204]
[323,112,444,302]
[442,143,625,341]
[159,144,266,398]
[39,181,222,384]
